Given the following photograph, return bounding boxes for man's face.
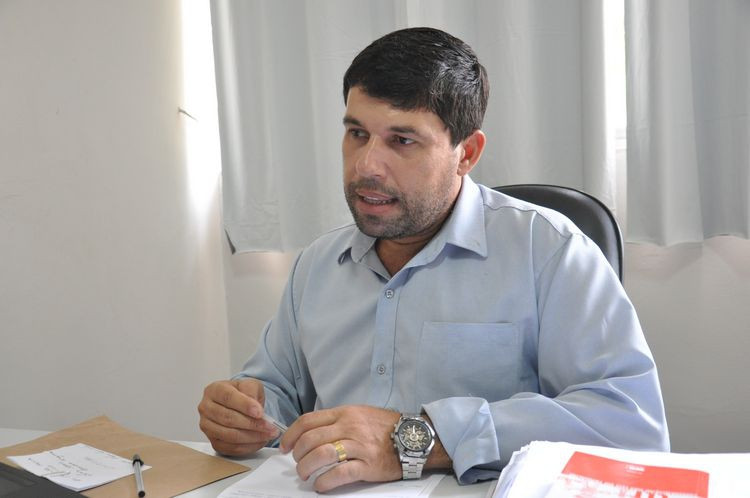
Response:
[342,87,464,241]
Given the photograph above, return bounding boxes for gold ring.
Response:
[333,440,347,462]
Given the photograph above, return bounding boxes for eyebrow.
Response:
[342,116,423,138]
[342,116,362,127]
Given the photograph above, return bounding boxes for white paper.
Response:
[8,442,150,492]
[218,452,444,498]
[492,441,750,498]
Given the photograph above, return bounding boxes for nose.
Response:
[355,135,387,178]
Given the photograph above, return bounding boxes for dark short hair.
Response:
[343,27,489,146]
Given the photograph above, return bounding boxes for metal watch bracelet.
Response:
[401,456,428,479]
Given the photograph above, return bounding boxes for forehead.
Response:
[344,87,448,136]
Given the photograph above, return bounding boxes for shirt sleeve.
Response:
[232,251,316,429]
[424,233,670,484]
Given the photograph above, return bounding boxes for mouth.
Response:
[356,189,397,206]
[349,187,401,220]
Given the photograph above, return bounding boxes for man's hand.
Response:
[279,406,402,493]
[197,379,279,456]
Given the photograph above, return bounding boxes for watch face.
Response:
[397,420,433,451]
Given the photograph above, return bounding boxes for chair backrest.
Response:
[493,184,624,281]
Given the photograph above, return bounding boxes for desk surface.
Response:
[0,428,495,497]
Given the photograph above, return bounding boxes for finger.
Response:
[209,437,264,457]
[280,408,339,453]
[233,378,265,407]
[313,459,365,493]
[295,442,336,481]
[296,439,356,481]
[208,380,264,418]
[200,392,274,436]
[201,418,271,457]
[200,415,277,447]
[199,396,281,448]
[199,380,276,434]
[288,423,342,463]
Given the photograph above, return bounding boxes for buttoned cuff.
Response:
[422,397,502,484]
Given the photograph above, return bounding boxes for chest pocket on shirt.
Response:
[416,322,521,404]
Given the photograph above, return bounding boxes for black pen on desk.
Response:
[132,454,146,497]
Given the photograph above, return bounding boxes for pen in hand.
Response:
[132,454,146,497]
[262,413,288,435]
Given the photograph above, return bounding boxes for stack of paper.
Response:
[493,441,750,497]
[218,452,445,498]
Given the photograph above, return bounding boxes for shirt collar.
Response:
[434,175,488,257]
[337,175,488,265]
[341,228,377,264]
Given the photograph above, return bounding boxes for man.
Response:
[199,27,669,492]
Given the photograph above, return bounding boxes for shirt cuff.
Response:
[423,397,502,484]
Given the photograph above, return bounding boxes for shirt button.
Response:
[377,364,387,375]
[385,289,394,299]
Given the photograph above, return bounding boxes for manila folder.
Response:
[0,415,249,497]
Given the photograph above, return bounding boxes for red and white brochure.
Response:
[492,441,750,498]
[546,451,709,498]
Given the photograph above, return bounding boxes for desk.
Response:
[0,428,495,497]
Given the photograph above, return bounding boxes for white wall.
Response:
[625,238,750,453]
[0,0,230,441]
[222,250,297,374]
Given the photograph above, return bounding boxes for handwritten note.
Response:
[8,443,150,491]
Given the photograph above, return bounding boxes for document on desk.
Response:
[219,452,444,498]
[0,415,249,497]
[492,440,750,498]
[7,442,151,492]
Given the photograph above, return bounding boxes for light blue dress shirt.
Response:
[235,176,670,484]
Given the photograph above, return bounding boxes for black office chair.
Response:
[493,184,624,281]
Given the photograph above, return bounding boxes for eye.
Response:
[394,136,415,146]
[348,128,368,139]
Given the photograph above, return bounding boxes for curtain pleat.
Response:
[625,0,749,245]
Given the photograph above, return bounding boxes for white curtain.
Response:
[626,0,750,245]
[212,0,615,253]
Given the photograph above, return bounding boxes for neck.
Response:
[375,236,430,276]
[374,179,464,275]
[375,211,449,276]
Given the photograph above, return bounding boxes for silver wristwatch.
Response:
[391,413,436,479]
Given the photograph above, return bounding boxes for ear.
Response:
[456,130,486,176]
